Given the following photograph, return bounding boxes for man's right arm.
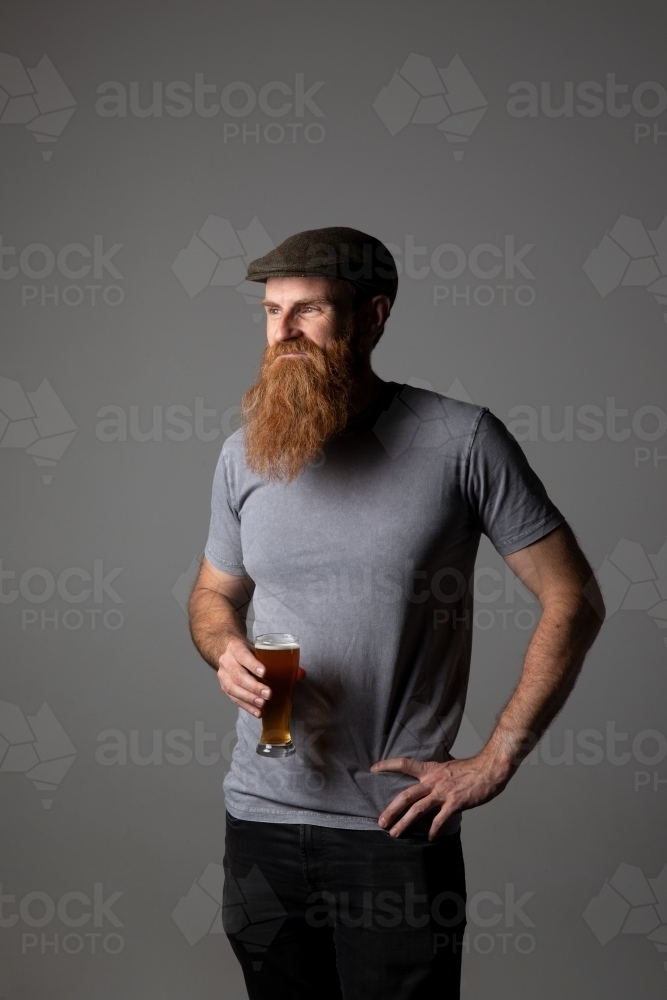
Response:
[188,557,271,719]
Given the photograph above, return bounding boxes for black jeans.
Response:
[223,810,467,1000]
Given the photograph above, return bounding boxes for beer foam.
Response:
[255,634,299,649]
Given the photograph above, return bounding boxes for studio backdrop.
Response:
[1,2,666,997]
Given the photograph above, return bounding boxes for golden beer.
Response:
[254,634,299,757]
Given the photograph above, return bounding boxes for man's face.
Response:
[241,276,364,483]
[262,275,357,354]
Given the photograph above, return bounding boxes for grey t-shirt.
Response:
[204,383,564,835]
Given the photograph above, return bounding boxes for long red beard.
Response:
[242,333,360,482]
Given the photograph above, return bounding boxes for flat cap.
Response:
[245,226,398,304]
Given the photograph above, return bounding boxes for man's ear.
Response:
[368,295,391,347]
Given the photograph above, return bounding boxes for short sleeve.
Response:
[465,410,565,555]
[204,445,248,576]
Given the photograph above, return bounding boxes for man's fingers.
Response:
[219,675,264,717]
[217,662,272,714]
[228,693,261,718]
[371,757,427,778]
[378,783,429,830]
[226,680,265,711]
[219,660,271,699]
[224,639,267,678]
[428,804,456,842]
[385,795,436,839]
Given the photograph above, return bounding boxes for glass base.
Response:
[256,741,295,758]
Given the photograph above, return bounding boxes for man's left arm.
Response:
[371,522,605,840]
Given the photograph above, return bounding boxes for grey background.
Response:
[1,1,666,997]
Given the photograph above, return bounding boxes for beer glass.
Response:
[254,633,299,758]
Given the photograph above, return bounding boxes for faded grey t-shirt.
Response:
[205,383,564,835]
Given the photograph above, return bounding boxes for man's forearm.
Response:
[480,595,603,777]
[188,587,250,671]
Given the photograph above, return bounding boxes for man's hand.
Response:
[371,753,513,841]
[217,637,307,718]
[217,638,273,718]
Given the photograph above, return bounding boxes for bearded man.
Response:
[188,227,604,1000]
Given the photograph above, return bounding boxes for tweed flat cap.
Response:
[245,226,398,304]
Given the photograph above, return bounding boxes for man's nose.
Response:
[272,312,302,341]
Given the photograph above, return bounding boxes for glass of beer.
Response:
[254,633,299,758]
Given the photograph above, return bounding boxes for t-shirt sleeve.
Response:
[204,445,248,576]
[465,409,565,555]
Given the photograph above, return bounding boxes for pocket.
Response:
[225,809,245,828]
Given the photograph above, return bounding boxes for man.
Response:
[188,227,604,999]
